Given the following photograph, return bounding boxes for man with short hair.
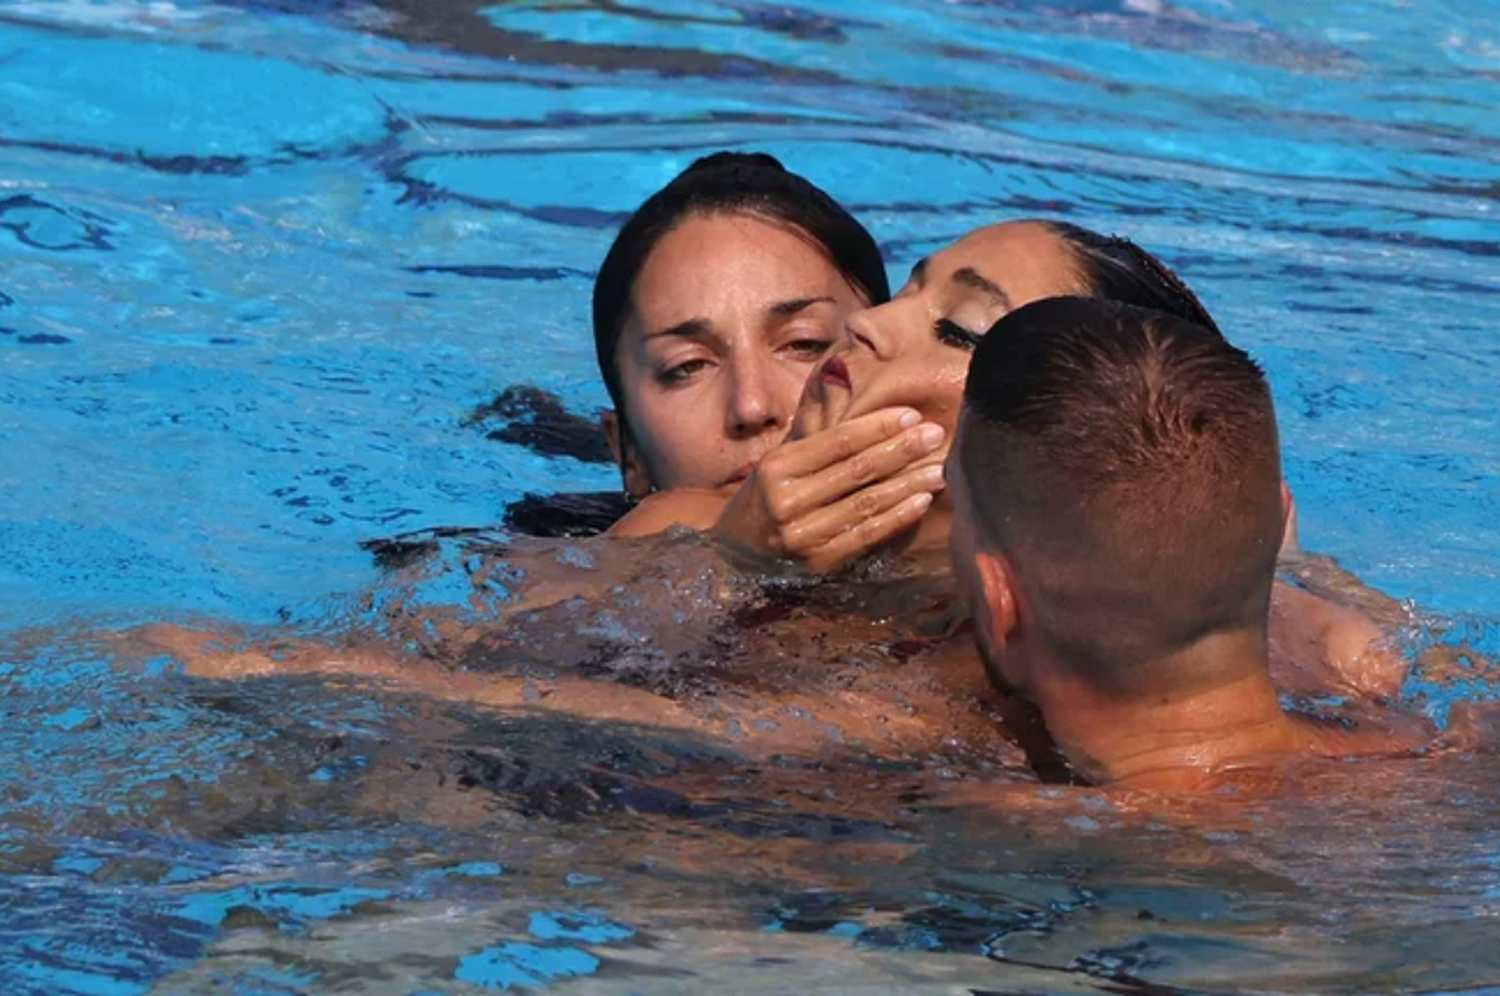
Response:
[947,297,1412,792]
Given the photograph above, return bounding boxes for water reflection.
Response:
[7,574,1500,991]
[13,527,1466,989]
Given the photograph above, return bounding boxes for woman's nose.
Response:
[845,301,899,359]
[725,356,787,438]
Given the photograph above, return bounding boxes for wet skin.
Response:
[114,217,1415,795]
[782,222,1090,559]
[795,221,1084,441]
[610,221,1089,544]
[608,212,868,497]
[613,221,1409,705]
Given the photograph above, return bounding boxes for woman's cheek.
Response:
[940,362,971,414]
[632,394,694,454]
[903,373,966,432]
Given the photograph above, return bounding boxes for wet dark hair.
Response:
[1043,222,1220,334]
[591,152,890,420]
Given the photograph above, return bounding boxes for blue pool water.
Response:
[3,0,1500,992]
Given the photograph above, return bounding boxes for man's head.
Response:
[947,297,1285,703]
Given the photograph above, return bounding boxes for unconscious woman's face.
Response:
[796,221,1086,438]
[609,211,869,496]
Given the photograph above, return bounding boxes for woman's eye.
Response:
[659,358,712,385]
[935,318,982,351]
[782,338,834,360]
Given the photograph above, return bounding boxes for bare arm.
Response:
[1276,489,1408,629]
[1268,489,1413,698]
[1277,551,1410,630]
[1268,581,1410,700]
[607,489,729,537]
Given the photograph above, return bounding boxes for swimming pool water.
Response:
[3,0,1500,992]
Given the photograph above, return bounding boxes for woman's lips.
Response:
[820,356,852,391]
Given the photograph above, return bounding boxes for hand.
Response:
[712,407,948,573]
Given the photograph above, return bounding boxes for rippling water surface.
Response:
[3,0,1500,992]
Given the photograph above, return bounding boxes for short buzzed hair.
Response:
[957,297,1283,693]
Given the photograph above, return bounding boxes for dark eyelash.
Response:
[935,318,982,351]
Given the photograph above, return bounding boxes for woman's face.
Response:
[610,212,869,496]
[797,221,1086,439]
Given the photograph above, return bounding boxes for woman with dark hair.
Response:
[372,151,904,554]
[390,206,1218,550]
[164,216,1403,741]
[607,218,1405,699]
[590,151,893,500]
[613,218,1228,569]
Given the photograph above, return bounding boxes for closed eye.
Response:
[935,318,982,351]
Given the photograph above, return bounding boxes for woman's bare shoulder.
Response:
[606,489,730,537]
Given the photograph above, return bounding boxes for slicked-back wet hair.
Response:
[1043,222,1220,333]
[957,297,1282,693]
[592,152,890,422]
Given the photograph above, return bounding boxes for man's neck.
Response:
[1031,630,1302,791]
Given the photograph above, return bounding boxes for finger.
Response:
[807,490,939,573]
[783,464,946,555]
[770,407,923,479]
[778,423,947,517]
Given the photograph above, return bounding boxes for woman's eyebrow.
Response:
[768,295,836,317]
[950,266,1011,308]
[645,298,834,344]
[644,317,713,341]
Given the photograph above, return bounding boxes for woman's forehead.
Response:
[896,225,1084,316]
[935,222,1073,283]
[628,215,854,326]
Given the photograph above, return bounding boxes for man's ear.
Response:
[1279,479,1301,559]
[973,549,1020,653]
[602,410,654,499]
